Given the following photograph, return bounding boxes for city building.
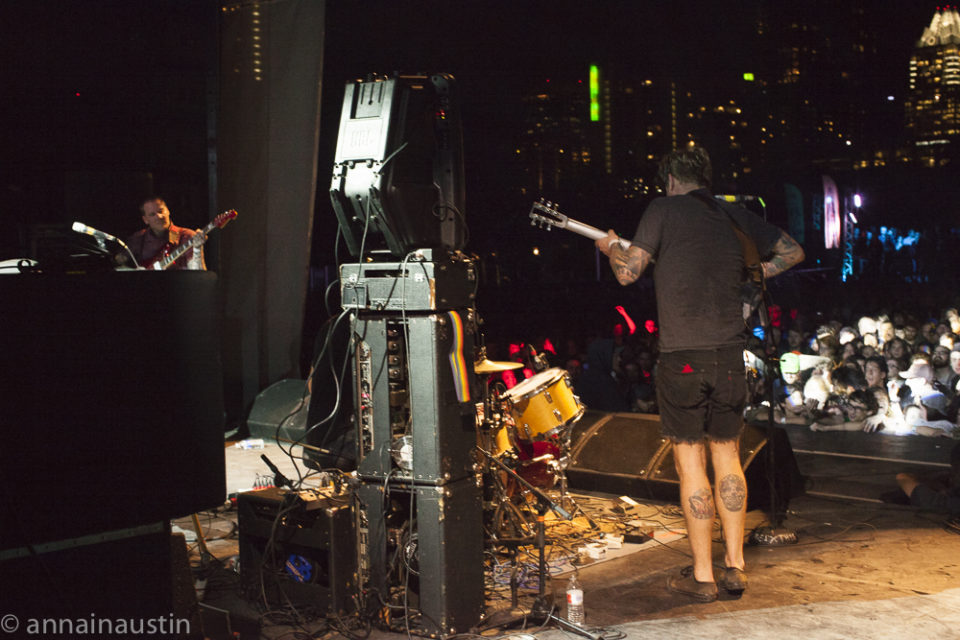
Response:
[905,7,960,167]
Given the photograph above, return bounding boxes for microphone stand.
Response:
[748,297,798,546]
[477,447,601,640]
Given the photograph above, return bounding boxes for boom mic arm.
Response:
[71,221,140,268]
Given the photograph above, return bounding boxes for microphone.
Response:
[527,344,549,372]
[260,454,293,488]
[72,221,140,268]
[71,221,129,248]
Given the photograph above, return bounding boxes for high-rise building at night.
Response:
[754,1,885,171]
[516,76,595,196]
[905,7,960,166]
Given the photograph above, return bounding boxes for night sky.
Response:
[0,1,948,262]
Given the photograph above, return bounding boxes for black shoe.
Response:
[945,516,960,535]
[718,567,747,595]
[880,489,911,505]
[667,566,718,602]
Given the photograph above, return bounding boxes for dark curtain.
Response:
[218,0,325,425]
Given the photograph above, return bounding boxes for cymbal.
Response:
[474,358,523,374]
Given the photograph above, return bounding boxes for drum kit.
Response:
[474,350,586,540]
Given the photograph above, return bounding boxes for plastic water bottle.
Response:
[566,574,584,626]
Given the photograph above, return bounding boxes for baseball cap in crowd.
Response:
[838,327,858,345]
[780,352,801,375]
[900,361,934,382]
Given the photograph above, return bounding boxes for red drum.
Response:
[513,439,562,488]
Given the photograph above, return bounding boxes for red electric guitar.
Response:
[143,209,238,270]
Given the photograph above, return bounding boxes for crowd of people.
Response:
[512,305,960,441]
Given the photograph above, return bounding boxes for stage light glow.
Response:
[743,72,755,81]
[615,305,636,335]
[853,193,862,208]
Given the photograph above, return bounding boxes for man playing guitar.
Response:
[125,197,206,270]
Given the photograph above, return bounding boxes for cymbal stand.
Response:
[477,376,534,540]
[477,447,599,640]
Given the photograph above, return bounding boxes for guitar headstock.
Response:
[214,209,238,228]
[529,199,568,230]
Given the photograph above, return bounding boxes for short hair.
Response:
[864,355,888,374]
[657,146,712,188]
[139,196,165,215]
[832,363,867,391]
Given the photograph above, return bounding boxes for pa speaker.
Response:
[330,73,467,258]
[566,411,804,513]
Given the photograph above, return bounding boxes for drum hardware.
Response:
[474,356,595,544]
[475,448,598,640]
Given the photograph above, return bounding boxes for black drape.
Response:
[218,0,325,425]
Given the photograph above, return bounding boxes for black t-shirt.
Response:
[631,189,782,352]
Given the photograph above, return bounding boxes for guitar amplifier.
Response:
[340,249,476,311]
[238,487,356,613]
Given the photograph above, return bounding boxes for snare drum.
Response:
[502,368,584,442]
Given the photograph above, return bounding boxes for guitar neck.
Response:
[564,218,607,242]
[566,219,632,249]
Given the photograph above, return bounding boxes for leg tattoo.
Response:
[719,474,746,511]
[688,488,715,520]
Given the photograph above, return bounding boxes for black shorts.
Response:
[656,346,746,443]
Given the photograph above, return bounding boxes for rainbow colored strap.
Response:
[447,311,471,403]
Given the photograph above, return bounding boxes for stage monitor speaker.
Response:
[246,378,309,441]
[566,411,804,513]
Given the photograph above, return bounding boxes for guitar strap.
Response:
[690,192,774,352]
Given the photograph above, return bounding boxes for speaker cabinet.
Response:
[238,487,356,614]
[567,411,804,513]
[352,310,478,484]
[355,478,483,636]
[1,524,174,622]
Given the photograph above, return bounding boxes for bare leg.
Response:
[710,438,746,570]
[673,440,715,583]
[896,472,920,497]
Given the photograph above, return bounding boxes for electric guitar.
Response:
[529,199,632,250]
[143,209,238,270]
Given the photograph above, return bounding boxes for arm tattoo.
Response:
[762,232,805,279]
[687,488,715,520]
[718,474,746,512]
[610,246,652,286]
